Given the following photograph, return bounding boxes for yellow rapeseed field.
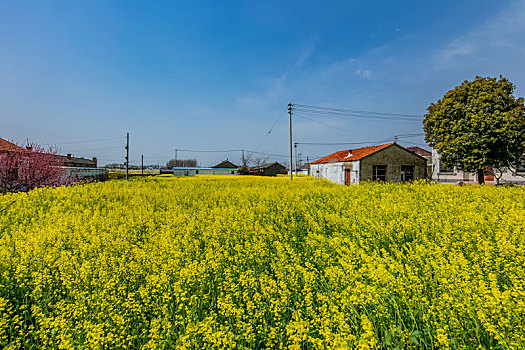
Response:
[0,176,524,349]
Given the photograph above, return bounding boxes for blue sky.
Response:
[1,0,524,166]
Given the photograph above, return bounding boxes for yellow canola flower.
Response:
[0,176,523,348]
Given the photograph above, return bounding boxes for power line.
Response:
[294,108,421,123]
[294,104,422,118]
[66,145,124,152]
[176,148,289,158]
[249,150,288,158]
[296,140,390,146]
[55,137,125,145]
[253,107,288,153]
[394,133,425,137]
[176,149,243,153]
[294,133,424,146]
[295,114,372,137]
[399,141,430,148]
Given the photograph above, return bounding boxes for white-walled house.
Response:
[310,143,427,185]
[431,149,525,185]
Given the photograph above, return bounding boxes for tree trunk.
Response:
[477,169,485,185]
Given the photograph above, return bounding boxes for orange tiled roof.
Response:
[311,143,394,164]
[0,138,26,153]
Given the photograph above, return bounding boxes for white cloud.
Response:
[440,39,475,60]
[436,0,525,69]
[231,1,525,151]
[355,69,372,78]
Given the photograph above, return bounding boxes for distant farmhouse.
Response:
[59,153,98,167]
[0,137,27,153]
[250,162,287,177]
[0,137,26,154]
[310,143,427,185]
[59,153,108,181]
[296,163,309,175]
[162,159,287,177]
[173,167,238,176]
[212,160,238,169]
[0,137,108,182]
[431,149,525,185]
[165,160,239,176]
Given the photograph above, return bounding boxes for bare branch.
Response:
[0,200,16,213]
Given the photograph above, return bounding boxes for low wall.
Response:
[66,167,109,181]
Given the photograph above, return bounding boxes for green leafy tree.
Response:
[424,76,525,184]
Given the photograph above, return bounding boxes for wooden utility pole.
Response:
[125,132,129,180]
[288,103,293,181]
[141,154,144,175]
[175,149,178,167]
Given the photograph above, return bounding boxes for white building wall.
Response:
[296,168,308,175]
[496,167,525,185]
[431,149,474,184]
[309,161,360,185]
[350,161,360,185]
[310,162,346,185]
[431,149,525,185]
[65,167,108,180]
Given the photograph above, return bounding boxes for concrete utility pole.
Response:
[306,156,309,176]
[288,102,293,181]
[141,154,144,175]
[294,143,298,175]
[125,132,129,180]
[175,149,178,167]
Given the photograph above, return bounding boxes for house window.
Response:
[372,165,387,181]
[517,158,525,173]
[231,171,234,174]
[196,170,199,174]
[401,165,414,181]
[439,160,454,173]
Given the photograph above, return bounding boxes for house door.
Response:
[401,165,414,181]
[484,166,494,182]
[345,169,351,185]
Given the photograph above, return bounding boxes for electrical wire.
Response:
[55,137,125,145]
[66,145,124,152]
[176,148,289,158]
[254,107,288,152]
[297,140,390,146]
[294,104,422,118]
[294,133,424,146]
[294,109,422,123]
[176,149,242,153]
[294,114,372,137]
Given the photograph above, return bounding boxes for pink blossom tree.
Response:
[0,143,70,193]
